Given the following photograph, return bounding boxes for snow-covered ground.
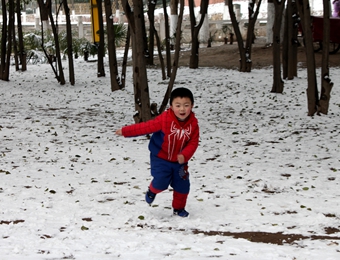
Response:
[0,56,340,259]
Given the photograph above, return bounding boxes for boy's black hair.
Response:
[169,87,194,105]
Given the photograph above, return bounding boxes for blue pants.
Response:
[150,154,190,194]
[149,154,190,209]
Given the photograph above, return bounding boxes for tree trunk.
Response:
[318,0,333,115]
[228,0,262,72]
[149,11,166,80]
[163,0,172,77]
[64,0,75,85]
[37,0,65,85]
[297,0,318,116]
[170,0,179,39]
[159,0,185,114]
[48,1,65,85]
[188,0,209,69]
[97,0,105,77]
[147,0,156,65]
[121,27,130,89]
[271,0,286,93]
[122,0,151,123]
[4,0,14,81]
[104,0,121,91]
[266,0,275,45]
[228,0,246,71]
[283,0,298,79]
[16,0,27,71]
[12,4,19,72]
[287,0,298,79]
[0,0,7,80]
[244,0,262,72]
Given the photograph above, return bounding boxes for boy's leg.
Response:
[172,191,188,210]
[147,154,173,204]
[171,164,190,212]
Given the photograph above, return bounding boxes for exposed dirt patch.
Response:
[191,229,340,246]
[163,38,340,69]
[133,223,340,246]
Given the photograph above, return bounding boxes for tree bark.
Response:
[64,0,75,85]
[147,0,156,65]
[122,0,151,122]
[287,0,298,79]
[12,4,19,71]
[271,0,286,93]
[163,0,172,77]
[97,0,105,77]
[16,0,27,71]
[188,0,209,69]
[159,0,185,114]
[0,0,7,80]
[37,0,65,85]
[48,0,65,84]
[266,0,275,45]
[104,0,121,91]
[3,0,13,80]
[283,0,298,79]
[121,27,130,89]
[318,0,333,115]
[297,0,318,116]
[170,0,179,39]
[228,0,262,72]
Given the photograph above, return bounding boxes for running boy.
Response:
[115,87,199,217]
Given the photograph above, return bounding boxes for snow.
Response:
[1,53,340,259]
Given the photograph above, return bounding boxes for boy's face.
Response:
[170,97,193,121]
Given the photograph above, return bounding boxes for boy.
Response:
[115,87,199,217]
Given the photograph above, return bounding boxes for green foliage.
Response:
[23,31,41,49]
[23,30,95,62]
[19,22,127,63]
[113,23,128,47]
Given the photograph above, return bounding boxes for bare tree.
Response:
[0,0,13,81]
[271,0,286,93]
[158,0,185,114]
[121,0,152,122]
[104,0,122,91]
[228,0,262,72]
[170,0,179,42]
[0,0,7,80]
[63,0,75,85]
[97,0,105,77]
[12,1,19,71]
[282,0,299,80]
[188,0,209,69]
[163,0,172,77]
[148,0,166,79]
[121,27,130,89]
[297,0,318,116]
[147,0,157,65]
[37,0,66,85]
[16,0,27,71]
[318,0,333,115]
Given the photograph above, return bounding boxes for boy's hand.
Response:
[177,154,185,164]
[179,165,189,180]
[115,129,122,135]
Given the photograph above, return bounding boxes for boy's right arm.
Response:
[117,114,163,137]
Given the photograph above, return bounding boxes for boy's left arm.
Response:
[179,125,199,163]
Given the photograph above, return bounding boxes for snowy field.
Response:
[0,57,340,259]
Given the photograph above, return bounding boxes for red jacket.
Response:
[122,109,199,163]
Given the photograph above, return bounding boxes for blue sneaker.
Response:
[173,208,189,217]
[145,189,156,205]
